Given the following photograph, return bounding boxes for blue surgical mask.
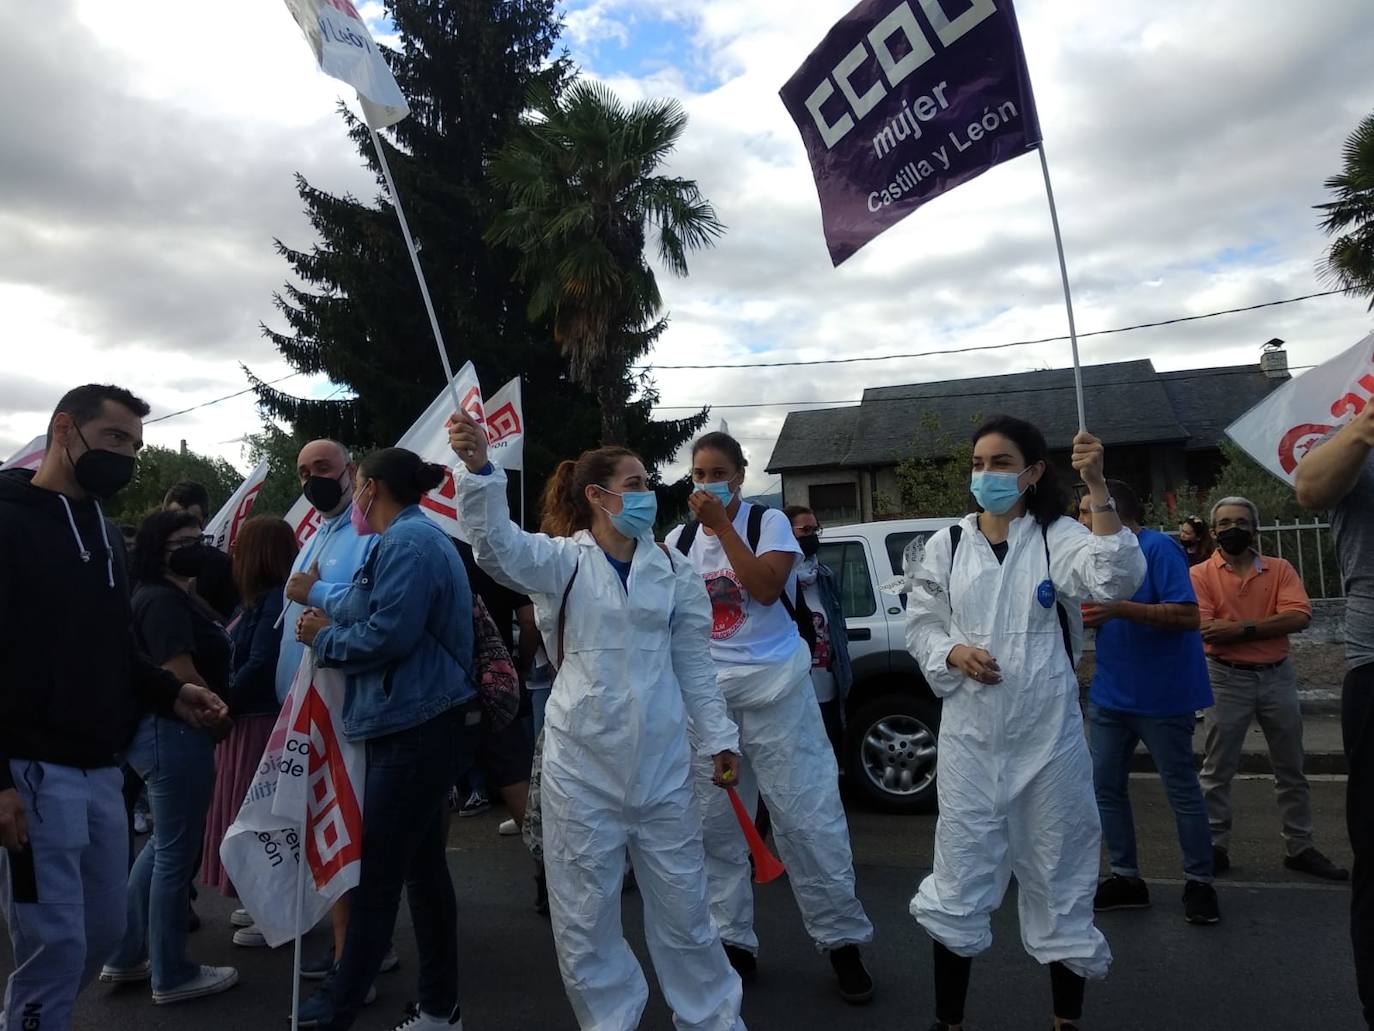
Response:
[695,480,736,507]
[596,487,658,538]
[970,470,1026,515]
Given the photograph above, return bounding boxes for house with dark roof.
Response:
[765,344,1292,524]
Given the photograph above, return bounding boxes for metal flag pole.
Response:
[368,126,464,418]
[289,819,309,1031]
[1036,141,1087,433]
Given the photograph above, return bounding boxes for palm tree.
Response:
[1318,111,1374,309]
[487,80,724,444]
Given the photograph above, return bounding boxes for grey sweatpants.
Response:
[1,761,128,1031]
[1199,657,1315,857]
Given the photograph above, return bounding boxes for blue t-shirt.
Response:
[1090,528,1213,717]
[604,551,632,591]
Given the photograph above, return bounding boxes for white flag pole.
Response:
[368,126,465,420]
[1035,142,1087,433]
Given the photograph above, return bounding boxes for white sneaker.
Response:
[497,818,519,836]
[153,965,239,1005]
[232,924,268,947]
[230,908,254,928]
[99,960,151,984]
[133,810,151,835]
[389,1003,461,1030]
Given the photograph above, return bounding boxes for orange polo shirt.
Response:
[1189,550,1312,664]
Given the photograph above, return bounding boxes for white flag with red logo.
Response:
[1,435,46,472]
[282,0,409,129]
[483,377,524,472]
[1226,333,1374,485]
[284,363,484,546]
[204,459,270,553]
[218,655,365,947]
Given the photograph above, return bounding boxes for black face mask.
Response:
[167,542,214,578]
[1217,527,1253,555]
[67,425,136,500]
[303,472,348,514]
[799,535,822,558]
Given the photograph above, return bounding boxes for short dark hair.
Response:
[131,509,203,584]
[357,447,446,507]
[1104,479,1143,524]
[163,480,211,514]
[970,415,1068,528]
[691,431,748,472]
[47,384,150,447]
[784,504,815,522]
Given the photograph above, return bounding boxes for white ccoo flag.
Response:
[203,459,271,553]
[483,377,525,472]
[282,0,409,129]
[1,435,46,472]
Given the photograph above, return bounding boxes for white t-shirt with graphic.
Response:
[798,565,838,702]
[667,503,804,667]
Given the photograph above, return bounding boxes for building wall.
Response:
[780,467,864,524]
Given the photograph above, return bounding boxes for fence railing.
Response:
[1159,519,1340,600]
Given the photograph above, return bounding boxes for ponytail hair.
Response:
[358,447,446,507]
[540,447,640,537]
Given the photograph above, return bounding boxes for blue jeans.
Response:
[1088,703,1214,883]
[322,702,482,1031]
[108,715,215,992]
[530,684,551,741]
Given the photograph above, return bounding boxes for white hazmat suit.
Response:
[668,509,874,957]
[904,513,1145,979]
[457,467,746,1031]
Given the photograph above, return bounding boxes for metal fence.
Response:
[1159,519,1341,599]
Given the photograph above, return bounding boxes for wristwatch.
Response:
[1242,621,1258,639]
[1089,497,1117,514]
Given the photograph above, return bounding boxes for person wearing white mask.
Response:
[447,412,747,1031]
[903,415,1145,1031]
[667,432,875,1005]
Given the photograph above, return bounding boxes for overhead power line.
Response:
[145,372,303,425]
[638,289,1346,372]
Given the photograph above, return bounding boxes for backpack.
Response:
[948,521,1075,668]
[472,594,520,729]
[674,506,818,651]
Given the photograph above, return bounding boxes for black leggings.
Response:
[932,940,1085,1024]
[1344,662,1374,1027]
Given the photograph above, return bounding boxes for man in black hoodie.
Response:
[0,383,228,1031]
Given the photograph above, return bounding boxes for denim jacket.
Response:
[313,506,476,741]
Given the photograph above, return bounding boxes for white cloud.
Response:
[2,0,1373,499]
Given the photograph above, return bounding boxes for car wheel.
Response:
[845,693,940,813]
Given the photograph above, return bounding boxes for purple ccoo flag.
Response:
[781,0,1041,266]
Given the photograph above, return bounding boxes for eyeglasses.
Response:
[166,534,211,551]
[795,526,824,538]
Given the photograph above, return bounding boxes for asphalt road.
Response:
[6,776,1361,1030]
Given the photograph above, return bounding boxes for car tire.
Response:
[845,692,940,814]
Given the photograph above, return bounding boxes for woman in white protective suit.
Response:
[446,411,747,1031]
[904,415,1145,1031]
[666,431,876,1005]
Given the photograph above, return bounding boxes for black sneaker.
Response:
[1093,875,1150,911]
[724,944,757,981]
[1212,845,1231,875]
[1284,847,1350,881]
[829,944,874,1005]
[1183,880,1220,925]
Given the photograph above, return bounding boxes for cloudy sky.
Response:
[3,0,1372,496]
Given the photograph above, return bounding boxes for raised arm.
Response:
[1045,516,1146,604]
[1295,407,1374,510]
[454,464,579,599]
[668,559,739,757]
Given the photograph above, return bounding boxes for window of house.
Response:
[815,541,877,618]
[808,482,859,525]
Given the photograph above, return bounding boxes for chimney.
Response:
[180,439,188,455]
[1260,338,1289,380]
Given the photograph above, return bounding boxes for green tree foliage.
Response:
[107,446,243,527]
[487,81,723,444]
[1141,440,1303,528]
[879,411,977,518]
[243,424,312,518]
[1318,110,1374,310]
[251,1,705,507]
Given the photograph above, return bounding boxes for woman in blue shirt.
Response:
[295,447,480,1031]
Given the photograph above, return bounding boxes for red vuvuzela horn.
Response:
[726,786,785,884]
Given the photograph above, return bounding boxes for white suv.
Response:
[816,516,960,814]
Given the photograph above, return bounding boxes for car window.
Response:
[885,531,931,575]
[815,541,877,618]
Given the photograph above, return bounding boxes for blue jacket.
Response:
[313,506,477,740]
[228,589,287,718]
[813,561,854,704]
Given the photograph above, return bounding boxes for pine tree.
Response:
[251,0,706,506]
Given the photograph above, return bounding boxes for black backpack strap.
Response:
[556,556,581,669]
[1042,521,1075,668]
[747,504,765,553]
[949,523,962,558]
[675,520,700,556]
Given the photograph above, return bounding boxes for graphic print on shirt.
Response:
[705,569,747,640]
[810,609,831,669]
